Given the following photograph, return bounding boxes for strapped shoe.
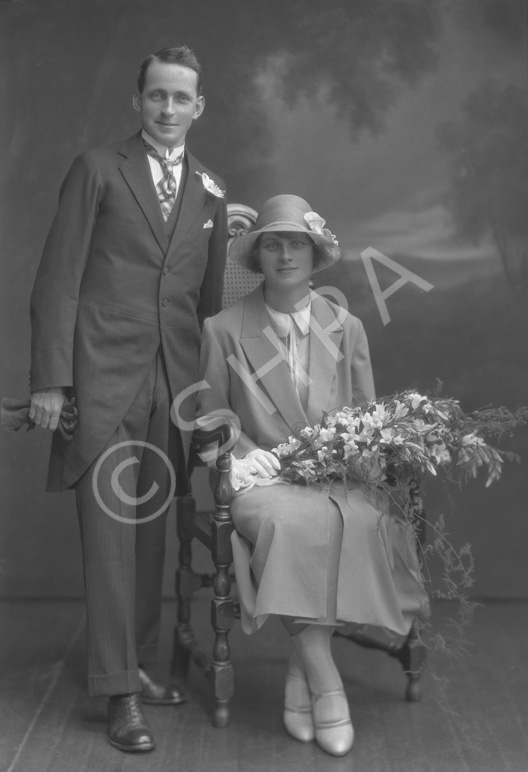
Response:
[312,689,354,757]
[107,693,154,752]
[139,668,186,705]
[283,671,315,743]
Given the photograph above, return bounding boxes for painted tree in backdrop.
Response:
[439,82,528,290]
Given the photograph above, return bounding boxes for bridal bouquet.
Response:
[273,390,526,493]
[272,390,525,653]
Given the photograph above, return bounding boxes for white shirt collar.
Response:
[266,299,311,338]
[142,129,185,162]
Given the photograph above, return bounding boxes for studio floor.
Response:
[0,597,527,772]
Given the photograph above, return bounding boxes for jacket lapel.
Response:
[305,292,344,422]
[118,132,168,253]
[239,286,309,430]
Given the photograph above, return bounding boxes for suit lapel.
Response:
[118,133,168,253]
[166,151,208,255]
[239,287,309,430]
[305,293,344,421]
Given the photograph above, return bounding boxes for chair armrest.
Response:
[191,424,233,453]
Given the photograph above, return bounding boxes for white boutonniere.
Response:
[196,171,225,199]
[304,211,339,246]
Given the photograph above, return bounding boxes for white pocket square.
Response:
[203,219,214,229]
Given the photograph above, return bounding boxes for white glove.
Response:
[229,449,281,493]
[230,456,256,492]
[244,448,281,479]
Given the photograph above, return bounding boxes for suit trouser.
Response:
[75,350,179,697]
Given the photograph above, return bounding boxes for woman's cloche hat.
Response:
[228,194,342,273]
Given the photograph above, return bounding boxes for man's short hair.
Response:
[137,46,203,95]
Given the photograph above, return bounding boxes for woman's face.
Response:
[257,232,314,291]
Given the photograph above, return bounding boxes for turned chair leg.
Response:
[394,619,427,702]
[207,452,235,727]
[335,616,427,702]
[207,560,234,727]
[173,453,235,726]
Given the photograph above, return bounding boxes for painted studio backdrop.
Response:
[1,0,527,600]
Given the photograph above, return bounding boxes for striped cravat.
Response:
[143,140,183,221]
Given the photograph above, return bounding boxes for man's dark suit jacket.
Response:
[30,131,227,493]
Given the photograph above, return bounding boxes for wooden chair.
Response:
[172,204,427,727]
[172,204,261,727]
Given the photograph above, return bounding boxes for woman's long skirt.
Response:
[230,481,429,636]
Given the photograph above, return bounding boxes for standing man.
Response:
[29,46,227,752]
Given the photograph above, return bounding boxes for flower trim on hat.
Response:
[304,211,339,246]
[196,171,225,199]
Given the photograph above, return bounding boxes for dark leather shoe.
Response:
[107,693,154,752]
[139,668,186,705]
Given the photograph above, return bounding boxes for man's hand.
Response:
[29,388,67,431]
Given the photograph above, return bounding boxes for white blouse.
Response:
[265,300,311,408]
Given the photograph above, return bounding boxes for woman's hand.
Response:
[244,448,281,479]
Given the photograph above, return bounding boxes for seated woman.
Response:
[196,194,429,757]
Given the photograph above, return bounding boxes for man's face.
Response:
[133,60,205,149]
